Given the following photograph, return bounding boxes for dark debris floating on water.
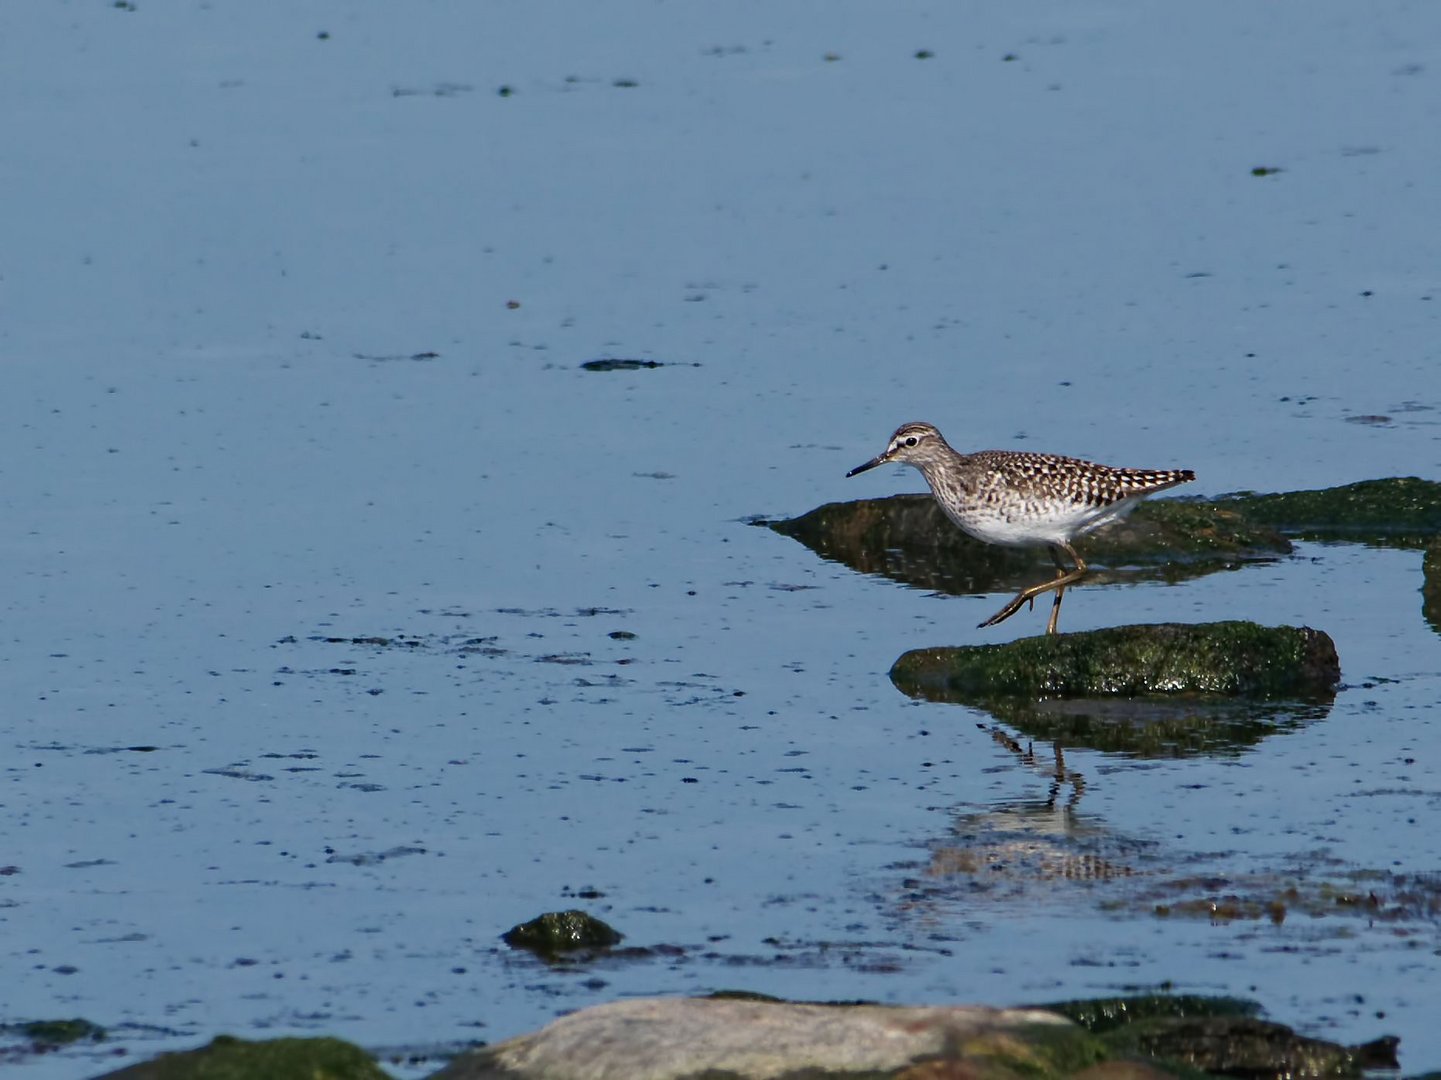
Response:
[580,357,699,371]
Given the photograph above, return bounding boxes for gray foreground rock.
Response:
[431,997,1090,1080]
[83,993,1401,1079]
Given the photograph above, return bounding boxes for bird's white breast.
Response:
[945,496,1144,548]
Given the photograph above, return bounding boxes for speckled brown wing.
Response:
[967,452,1193,511]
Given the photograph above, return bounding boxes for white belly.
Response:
[947,496,1143,548]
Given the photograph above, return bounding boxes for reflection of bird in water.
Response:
[847,422,1194,633]
[925,726,1135,887]
[986,725,1084,816]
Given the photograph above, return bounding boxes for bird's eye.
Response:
[905,436,918,447]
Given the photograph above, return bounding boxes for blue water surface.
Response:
[2,4,1440,1076]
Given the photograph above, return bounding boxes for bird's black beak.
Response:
[846,454,886,478]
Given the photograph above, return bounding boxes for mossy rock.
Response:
[93,1035,389,1079]
[1211,476,1441,547]
[502,909,622,957]
[758,495,1289,597]
[890,622,1339,701]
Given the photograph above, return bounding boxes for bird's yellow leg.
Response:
[979,542,1088,634]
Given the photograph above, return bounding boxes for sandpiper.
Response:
[847,422,1195,634]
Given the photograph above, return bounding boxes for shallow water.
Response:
[3,4,1441,1076]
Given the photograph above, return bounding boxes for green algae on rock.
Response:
[1043,996,1397,1079]
[1211,476,1441,547]
[93,1035,389,1080]
[890,622,1340,701]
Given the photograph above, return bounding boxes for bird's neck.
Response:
[915,455,973,494]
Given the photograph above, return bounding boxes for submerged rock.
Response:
[760,495,1289,596]
[761,477,1441,618]
[1211,476,1441,547]
[890,622,1340,701]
